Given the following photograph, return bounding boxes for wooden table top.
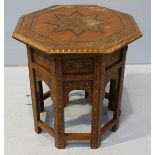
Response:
[12,5,142,54]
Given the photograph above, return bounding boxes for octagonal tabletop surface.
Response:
[13,5,142,54]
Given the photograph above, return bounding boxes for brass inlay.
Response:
[52,11,104,35]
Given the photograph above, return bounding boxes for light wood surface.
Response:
[12,5,142,54]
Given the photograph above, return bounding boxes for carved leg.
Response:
[38,81,44,112]
[112,47,127,132]
[27,46,41,133]
[50,57,65,149]
[91,56,105,149]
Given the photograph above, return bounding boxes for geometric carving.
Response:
[13,5,142,149]
[25,44,129,149]
[13,5,142,54]
[62,57,94,74]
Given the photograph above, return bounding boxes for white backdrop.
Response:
[4,0,151,65]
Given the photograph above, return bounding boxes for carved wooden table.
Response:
[12,5,142,149]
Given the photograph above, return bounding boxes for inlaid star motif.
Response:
[52,11,103,35]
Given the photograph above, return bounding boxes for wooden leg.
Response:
[27,46,41,134]
[108,80,116,111]
[38,81,44,112]
[112,70,123,132]
[91,56,105,149]
[112,47,127,132]
[50,57,65,149]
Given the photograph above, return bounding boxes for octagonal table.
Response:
[12,5,142,149]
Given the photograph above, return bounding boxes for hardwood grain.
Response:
[12,5,142,54]
[13,5,142,149]
[38,120,54,136]
[65,133,91,141]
